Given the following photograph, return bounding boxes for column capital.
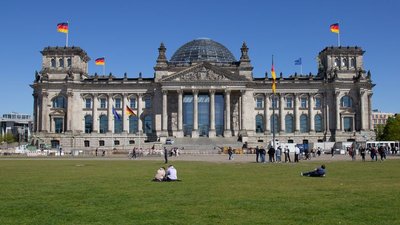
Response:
[162,90,168,95]
[224,90,231,95]
[67,92,73,97]
[209,89,216,94]
[177,89,183,94]
[192,89,199,95]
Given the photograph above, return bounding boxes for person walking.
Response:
[294,145,300,163]
[228,146,234,160]
[260,147,266,163]
[268,146,275,163]
[275,146,282,163]
[284,146,291,163]
[164,147,168,164]
[255,146,260,163]
[360,147,366,161]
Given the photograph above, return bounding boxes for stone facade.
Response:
[31,40,375,151]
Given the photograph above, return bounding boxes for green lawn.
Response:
[0,159,399,225]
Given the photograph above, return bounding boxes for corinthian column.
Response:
[279,93,285,133]
[224,90,231,137]
[264,93,270,134]
[177,90,183,137]
[192,90,199,138]
[92,94,99,133]
[309,94,315,132]
[209,90,216,137]
[162,90,168,132]
[335,91,341,131]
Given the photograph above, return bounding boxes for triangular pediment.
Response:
[160,62,246,82]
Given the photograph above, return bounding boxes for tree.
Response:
[3,133,16,143]
[382,114,400,141]
[375,124,385,141]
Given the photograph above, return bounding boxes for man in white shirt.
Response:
[166,165,178,181]
[294,146,300,163]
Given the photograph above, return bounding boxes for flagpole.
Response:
[300,64,303,75]
[272,55,276,151]
[338,32,340,47]
[66,21,69,47]
[103,58,106,75]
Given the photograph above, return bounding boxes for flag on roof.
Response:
[271,59,277,94]
[95,57,105,65]
[294,58,302,65]
[330,23,339,33]
[57,22,69,33]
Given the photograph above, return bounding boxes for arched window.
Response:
[114,118,122,133]
[314,114,323,132]
[67,58,72,67]
[52,96,66,108]
[51,58,56,67]
[84,115,93,133]
[129,116,138,134]
[270,114,279,133]
[285,114,294,133]
[300,114,309,133]
[341,96,353,108]
[350,57,356,68]
[144,115,152,134]
[99,115,108,134]
[334,58,340,67]
[59,58,64,67]
[255,115,264,133]
[342,58,348,67]
[130,97,137,109]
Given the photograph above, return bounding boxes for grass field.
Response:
[0,158,399,225]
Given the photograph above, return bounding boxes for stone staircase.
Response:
[164,137,243,154]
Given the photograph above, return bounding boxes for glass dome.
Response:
[170,38,236,64]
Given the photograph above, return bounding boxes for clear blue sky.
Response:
[1,0,399,116]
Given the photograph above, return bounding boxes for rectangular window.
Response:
[315,98,321,108]
[286,97,293,108]
[256,97,263,108]
[130,98,136,109]
[301,97,307,108]
[115,98,121,109]
[343,117,353,132]
[271,98,278,109]
[100,98,107,109]
[84,140,90,147]
[99,140,105,146]
[54,118,63,133]
[145,97,151,109]
[85,98,92,109]
[114,140,120,146]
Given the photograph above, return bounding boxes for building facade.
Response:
[31,38,375,151]
[371,110,394,129]
[1,112,32,142]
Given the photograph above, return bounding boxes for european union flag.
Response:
[112,107,121,120]
[294,58,302,65]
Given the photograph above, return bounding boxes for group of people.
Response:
[254,145,302,163]
[153,165,180,182]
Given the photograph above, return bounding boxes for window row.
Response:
[50,58,72,68]
[255,96,322,109]
[84,115,153,134]
[83,96,151,109]
[333,57,356,69]
[255,114,324,133]
[83,139,137,147]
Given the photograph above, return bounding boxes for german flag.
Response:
[330,23,339,33]
[95,57,105,65]
[271,61,277,93]
[57,23,68,33]
[126,106,136,116]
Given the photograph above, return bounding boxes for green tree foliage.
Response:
[375,124,385,141]
[382,114,400,141]
[3,133,16,143]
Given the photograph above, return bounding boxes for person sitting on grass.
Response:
[153,167,166,182]
[166,165,179,181]
[301,164,326,177]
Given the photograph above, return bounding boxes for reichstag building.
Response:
[31,38,375,150]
